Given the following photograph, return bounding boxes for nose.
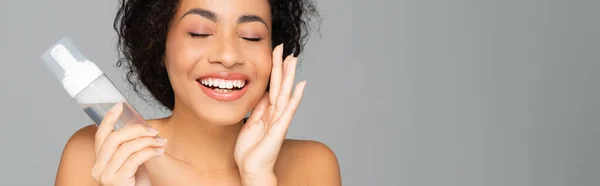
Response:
[207,35,243,67]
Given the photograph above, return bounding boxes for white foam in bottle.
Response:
[41,37,148,130]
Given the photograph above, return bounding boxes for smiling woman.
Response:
[54,0,341,186]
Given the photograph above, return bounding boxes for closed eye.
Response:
[243,37,262,42]
[189,32,211,38]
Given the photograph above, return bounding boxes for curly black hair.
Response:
[113,0,319,111]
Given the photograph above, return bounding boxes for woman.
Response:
[55,0,341,185]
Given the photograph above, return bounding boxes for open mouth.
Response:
[196,72,251,101]
[197,78,247,93]
[196,73,250,101]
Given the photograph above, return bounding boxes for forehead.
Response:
[176,0,271,22]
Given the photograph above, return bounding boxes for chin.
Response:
[193,104,249,125]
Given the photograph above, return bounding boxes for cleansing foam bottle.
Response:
[41,37,148,130]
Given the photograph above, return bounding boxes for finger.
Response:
[94,124,159,177]
[270,81,306,139]
[95,102,124,154]
[269,44,284,105]
[103,137,167,175]
[117,148,165,179]
[282,53,293,76]
[246,93,270,124]
[275,57,298,112]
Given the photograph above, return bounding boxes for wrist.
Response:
[241,171,277,186]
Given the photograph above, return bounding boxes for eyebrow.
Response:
[181,8,267,28]
[182,8,218,22]
[238,15,267,27]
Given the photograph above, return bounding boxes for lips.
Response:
[196,72,250,101]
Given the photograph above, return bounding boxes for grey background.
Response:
[1,0,598,185]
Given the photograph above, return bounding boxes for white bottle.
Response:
[41,37,148,131]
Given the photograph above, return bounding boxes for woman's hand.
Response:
[234,44,307,186]
[92,102,166,186]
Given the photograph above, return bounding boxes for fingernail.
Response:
[109,102,123,114]
[147,127,159,135]
[156,148,165,154]
[156,138,167,145]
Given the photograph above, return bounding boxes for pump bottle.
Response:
[41,37,148,130]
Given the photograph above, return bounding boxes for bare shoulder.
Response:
[275,139,342,186]
[55,124,99,186]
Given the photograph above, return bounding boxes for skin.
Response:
[54,0,341,185]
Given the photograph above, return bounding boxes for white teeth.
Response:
[226,81,233,89]
[218,80,226,89]
[200,78,246,89]
[215,88,232,93]
[236,80,246,88]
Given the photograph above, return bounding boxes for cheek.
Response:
[241,48,272,81]
[258,58,272,80]
[166,41,206,74]
[164,41,207,97]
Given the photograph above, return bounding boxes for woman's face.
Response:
[164,0,272,125]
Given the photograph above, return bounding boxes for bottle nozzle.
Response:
[41,36,104,97]
[50,43,79,73]
[42,37,90,81]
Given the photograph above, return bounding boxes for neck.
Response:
[154,103,243,172]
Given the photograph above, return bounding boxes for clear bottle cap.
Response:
[41,37,103,97]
